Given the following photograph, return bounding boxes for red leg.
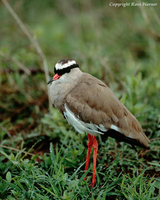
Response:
[84,133,93,180]
[91,136,98,188]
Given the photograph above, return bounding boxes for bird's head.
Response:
[47,59,79,84]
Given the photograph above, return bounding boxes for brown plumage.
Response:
[48,59,150,188]
[63,73,150,148]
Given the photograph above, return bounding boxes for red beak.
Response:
[53,74,61,80]
[47,74,61,84]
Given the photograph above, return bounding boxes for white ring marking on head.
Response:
[55,60,76,70]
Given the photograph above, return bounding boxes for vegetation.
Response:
[0,0,160,199]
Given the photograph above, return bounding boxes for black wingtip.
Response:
[144,146,150,150]
[101,129,150,150]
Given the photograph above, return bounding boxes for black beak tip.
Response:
[47,78,53,84]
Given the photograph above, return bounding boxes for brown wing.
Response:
[64,73,150,148]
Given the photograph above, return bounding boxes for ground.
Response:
[0,0,160,199]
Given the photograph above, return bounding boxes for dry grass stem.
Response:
[139,5,160,39]
[150,7,160,26]
[0,52,31,75]
[0,144,35,156]
[2,0,52,108]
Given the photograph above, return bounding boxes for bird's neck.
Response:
[60,68,83,83]
[49,68,83,110]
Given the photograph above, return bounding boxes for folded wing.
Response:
[64,73,150,148]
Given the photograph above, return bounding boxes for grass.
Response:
[0,0,160,199]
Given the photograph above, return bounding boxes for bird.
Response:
[47,59,150,188]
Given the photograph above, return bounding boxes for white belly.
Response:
[63,104,108,135]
